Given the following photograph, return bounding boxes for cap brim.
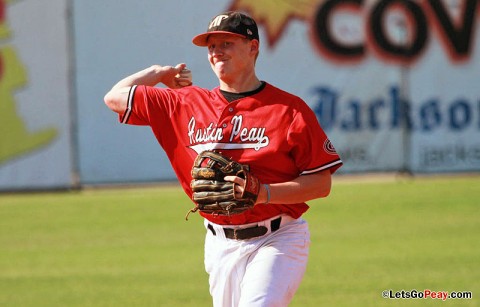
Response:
[192,31,247,46]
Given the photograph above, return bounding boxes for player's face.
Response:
[206,34,258,83]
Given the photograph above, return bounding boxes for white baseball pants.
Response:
[204,215,311,307]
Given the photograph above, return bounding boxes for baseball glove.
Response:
[186,150,260,219]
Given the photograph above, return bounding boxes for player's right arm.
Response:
[104,63,187,114]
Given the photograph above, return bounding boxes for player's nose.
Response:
[208,46,224,57]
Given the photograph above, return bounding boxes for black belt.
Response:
[208,217,282,240]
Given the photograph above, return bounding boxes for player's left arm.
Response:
[225,169,331,205]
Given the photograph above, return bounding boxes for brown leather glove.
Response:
[186,151,260,219]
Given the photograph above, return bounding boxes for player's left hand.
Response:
[223,175,244,198]
[225,175,268,205]
[187,151,262,219]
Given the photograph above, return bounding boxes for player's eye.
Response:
[208,41,232,53]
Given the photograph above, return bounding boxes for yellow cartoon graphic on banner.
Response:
[229,0,317,46]
[0,0,57,165]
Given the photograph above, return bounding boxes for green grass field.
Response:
[1,175,478,306]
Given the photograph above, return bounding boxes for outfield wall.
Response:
[1,0,479,190]
[0,0,73,190]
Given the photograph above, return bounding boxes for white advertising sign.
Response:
[73,0,480,184]
[0,0,73,190]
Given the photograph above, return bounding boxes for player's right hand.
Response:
[162,63,192,89]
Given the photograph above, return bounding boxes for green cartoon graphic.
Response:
[0,0,57,164]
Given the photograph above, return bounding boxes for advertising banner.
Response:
[73,0,480,184]
[0,0,73,190]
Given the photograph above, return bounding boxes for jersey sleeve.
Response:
[287,100,343,175]
[119,85,179,126]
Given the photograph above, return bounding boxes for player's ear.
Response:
[250,39,259,56]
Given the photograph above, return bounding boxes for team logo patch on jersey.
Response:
[323,139,337,155]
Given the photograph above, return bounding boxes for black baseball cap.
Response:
[192,11,259,46]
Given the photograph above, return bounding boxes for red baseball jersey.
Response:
[120,83,342,225]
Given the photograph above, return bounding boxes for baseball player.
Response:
[104,11,342,307]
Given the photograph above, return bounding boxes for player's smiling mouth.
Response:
[213,60,228,69]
